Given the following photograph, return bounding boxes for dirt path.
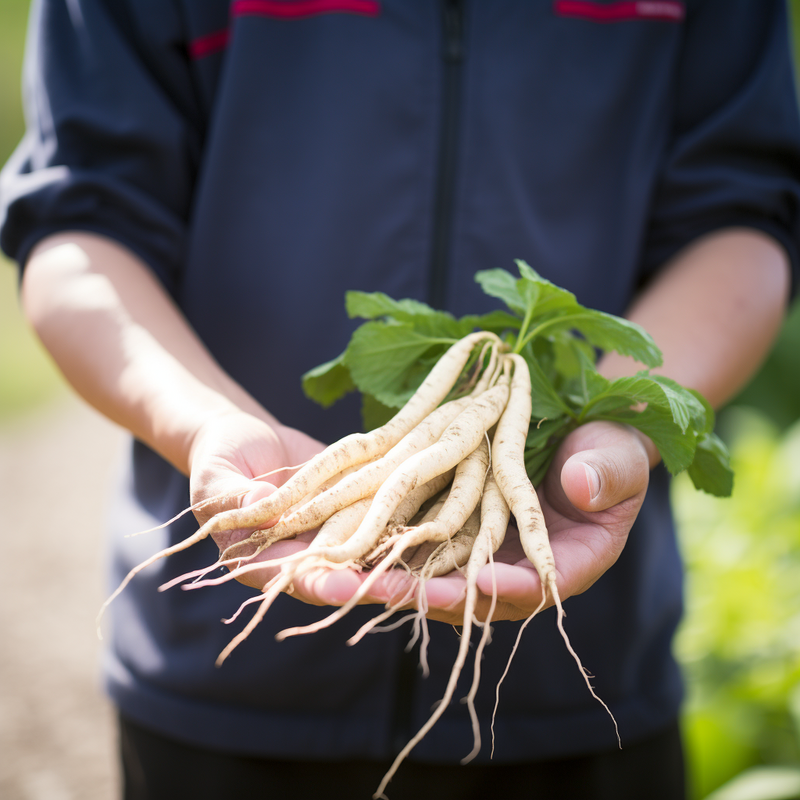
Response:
[0,392,125,800]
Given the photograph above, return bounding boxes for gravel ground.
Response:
[0,393,125,800]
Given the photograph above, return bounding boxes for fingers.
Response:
[290,567,364,607]
[240,481,279,513]
[288,561,415,608]
[558,421,650,513]
[216,476,279,514]
[191,477,280,560]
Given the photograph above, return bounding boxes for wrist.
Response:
[141,394,239,477]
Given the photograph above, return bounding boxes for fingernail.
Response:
[584,464,601,500]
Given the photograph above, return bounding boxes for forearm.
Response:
[22,232,274,475]
[599,227,791,462]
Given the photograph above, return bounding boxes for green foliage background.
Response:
[0,2,799,798]
[676,411,800,800]
[0,0,64,418]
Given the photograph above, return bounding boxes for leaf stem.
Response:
[512,303,537,354]
[520,313,593,352]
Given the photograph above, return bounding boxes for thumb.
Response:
[560,430,650,513]
[241,481,278,510]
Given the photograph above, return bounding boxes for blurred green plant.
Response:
[0,0,63,420]
[0,0,29,162]
[0,261,63,420]
[704,767,800,800]
[674,409,800,799]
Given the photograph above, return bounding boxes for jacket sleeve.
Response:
[0,0,203,292]
[642,0,800,295]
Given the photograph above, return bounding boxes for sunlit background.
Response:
[1,2,799,799]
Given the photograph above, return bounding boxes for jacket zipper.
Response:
[389,0,466,757]
[427,0,465,310]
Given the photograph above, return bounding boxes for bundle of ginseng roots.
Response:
[101,331,618,799]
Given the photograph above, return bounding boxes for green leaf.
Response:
[344,321,451,408]
[583,372,705,434]
[574,349,611,407]
[530,310,662,368]
[524,355,575,419]
[471,309,523,336]
[572,313,662,368]
[514,259,541,282]
[687,432,734,497]
[525,442,560,487]
[409,314,476,340]
[687,386,716,436]
[301,351,355,408]
[361,392,396,432]
[552,333,598,381]
[514,260,577,318]
[345,290,437,321]
[345,290,469,338]
[607,404,698,475]
[524,416,573,485]
[510,261,663,368]
[474,268,527,316]
[525,415,571,451]
[648,374,710,433]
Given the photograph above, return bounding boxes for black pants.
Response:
[120,714,686,800]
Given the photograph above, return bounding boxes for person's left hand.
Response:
[309,420,654,625]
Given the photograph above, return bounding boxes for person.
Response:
[2,1,799,798]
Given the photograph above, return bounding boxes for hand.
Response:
[187,411,408,608]
[408,420,654,624]
[188,410,327,587]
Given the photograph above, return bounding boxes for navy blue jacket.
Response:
[3,0,800,765]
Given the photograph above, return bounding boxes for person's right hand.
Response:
[187,410,328,590]
[186,411,417,609]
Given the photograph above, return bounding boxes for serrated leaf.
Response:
[345,321,450,408]
[346,290,469,338]
[609,405,697,475]
[575,350,611,406]
[514,259,542,283]
[525,416,571,457]
[584,373,702,433]
[515,260,578,318]
[552,334,597,381]
[510,262,663,368]
[301,351,355,408]
[345,290,437,320]
[541,311,662,368]
[474,269,527,316]
[686,386,716,436]
[687,432,734,497]
[305,261,729,496]
[647,374,709,432]
[409,314,476,340]
[524,355,575,419]
[471,309,523,336]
